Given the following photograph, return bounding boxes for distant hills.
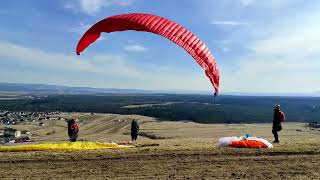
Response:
[0,82,152,94]
[0,82,319,123]
[0,82,215,95]
[0,82,319,96]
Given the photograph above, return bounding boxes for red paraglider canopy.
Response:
[76,13,220,95]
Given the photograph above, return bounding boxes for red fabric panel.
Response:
[76,13,220,95]
[229,140,268,148]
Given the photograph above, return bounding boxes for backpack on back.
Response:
[279,111,285,122]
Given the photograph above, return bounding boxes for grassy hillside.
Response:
[0,113,319,179]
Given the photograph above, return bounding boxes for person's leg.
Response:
[272,129,279,143]
[73,134,78,142]
[70,134,78,142]
[275,131,279,142]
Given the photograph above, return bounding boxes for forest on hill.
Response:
[0,94,319,123]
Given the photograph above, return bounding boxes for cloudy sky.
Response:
[0,0,319,94]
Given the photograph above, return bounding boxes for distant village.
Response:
[0,110,62,144]
[0,110,61,125]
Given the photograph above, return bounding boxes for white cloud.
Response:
[64,0,133,15]
[124,44,147,52]
[0,41,212,91]
[239,0,255,6]
[210,21,249,26]
[239,0,302,9]
[216,40,232,52]
[221,47,231,52]
[250,25,320,60]
[66,23,106,41]
[221,56,320,93]
[0,41,145,79]
[218,40,232,45]
[220,11,320,93]
[67,23,92,35]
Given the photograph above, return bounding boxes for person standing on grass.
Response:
[131,119,139,142]
[272,104,285,143]
[67,119,79,142]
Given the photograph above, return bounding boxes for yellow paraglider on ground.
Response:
[0,141,132,152]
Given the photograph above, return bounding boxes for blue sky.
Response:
[0,0,319,94]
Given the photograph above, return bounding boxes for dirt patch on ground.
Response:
[0,147,319,179]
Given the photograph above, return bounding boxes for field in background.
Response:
[0,113,319,179]
[1,113,317,143]
[1,94,320,124]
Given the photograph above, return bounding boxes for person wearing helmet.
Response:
[272,104,285,143]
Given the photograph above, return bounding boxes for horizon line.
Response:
[0,82,319,97]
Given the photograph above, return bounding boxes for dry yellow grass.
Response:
[0,113,319,179]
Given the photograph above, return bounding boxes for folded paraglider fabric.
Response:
[3,139,36,146]
[218,135,273,148]
[0,141,132,152]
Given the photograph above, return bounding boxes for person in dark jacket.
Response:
[131,119,139,141]
[272,104,285,143]
[67,119,79,142]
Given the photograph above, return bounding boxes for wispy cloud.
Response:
[66,23,106,41]
[0,41,144,79]
[220,10,320,93]
[67,23,92,35]
[124,44,147,52]
[0,41,211,91]
[216,40,233,52]
[64,0,134,15]
[221,47,232,52]
[210,21,249,26]
[239,0,255,6]
[239,0,299,9]
[218,40,233,45]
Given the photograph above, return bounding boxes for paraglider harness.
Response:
[273,110,285,132]
[272,109,285,143]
